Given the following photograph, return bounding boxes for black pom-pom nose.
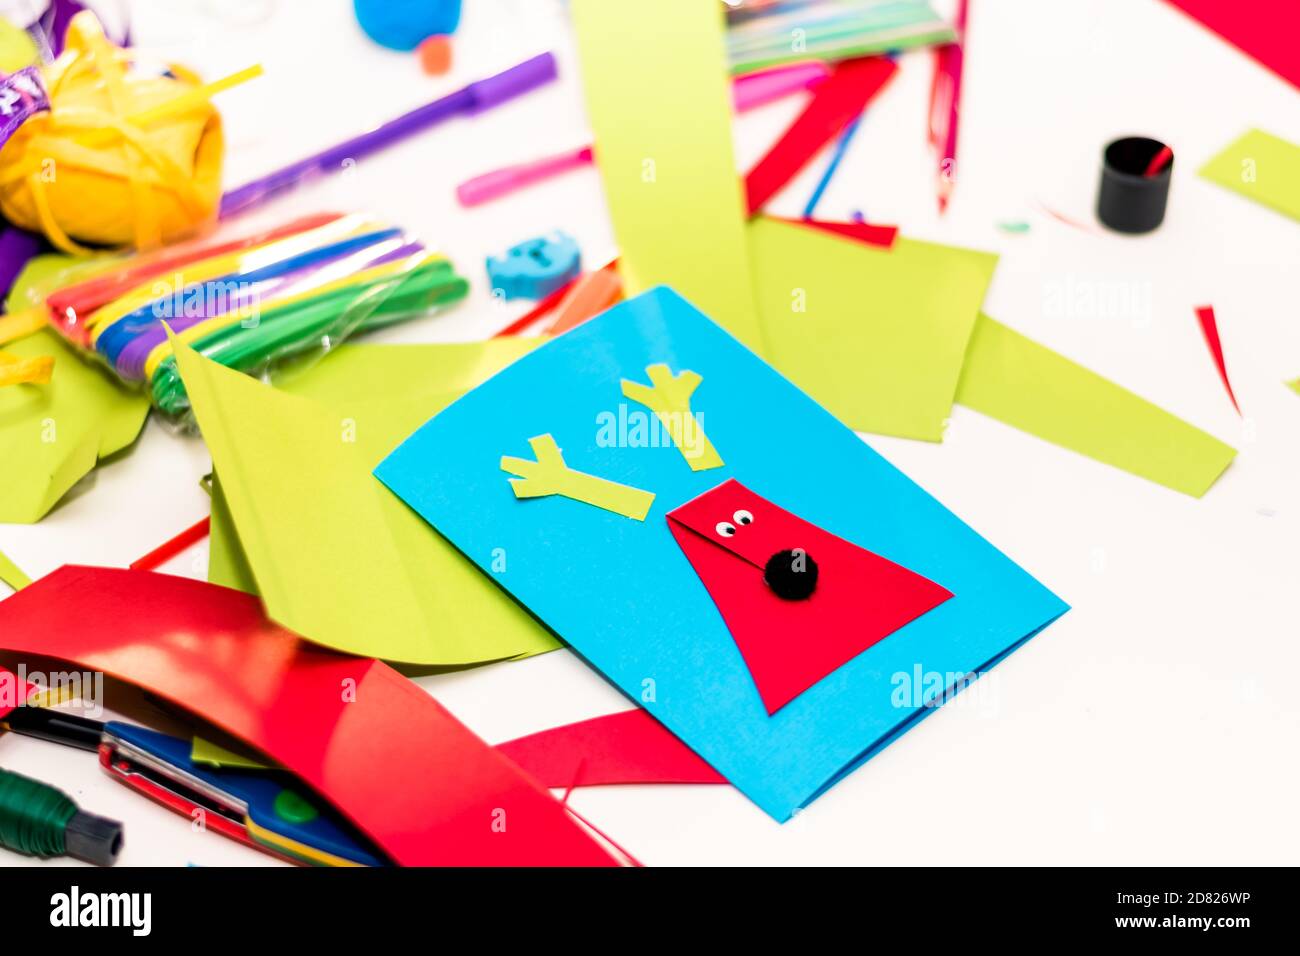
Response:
[764,548,818,600]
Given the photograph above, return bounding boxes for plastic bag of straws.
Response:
[9,209,469,418]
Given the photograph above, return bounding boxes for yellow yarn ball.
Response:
[0,11,224,253]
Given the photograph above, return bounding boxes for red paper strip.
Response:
[498,709,726,788]
[744,57,897,215]
[1195,305,1241,415]
[0,666,34,720]
[130,516,211,571]
[1161,1,1300,91]
[667,480,952,715]
[0,566,619,866]
[786,216,899,249]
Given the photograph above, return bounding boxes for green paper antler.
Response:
[620,364,723,471]
[501,434,655,521]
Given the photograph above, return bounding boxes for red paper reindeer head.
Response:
[668,479,953,714]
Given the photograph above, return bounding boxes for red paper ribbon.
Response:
[499,709,725,788]
[1161,0,1300,91]
[0,666,35,720]
[744,57,897,215]
[782,216,899,249]
[0,566,620,866]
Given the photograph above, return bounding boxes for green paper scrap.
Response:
[0,548,32,591]
[750,216,998,441]
[572,0,765,353]
[1199,129,1300,222]
[207,473,257,594]
[1288,378,1300,396]
[954,315,1237,498]
[1,256,150,523]
[176,337,560,665]
[191,736,271,771]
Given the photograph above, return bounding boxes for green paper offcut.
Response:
[750,216,998,441]
[745,218,1233,495]
[955,315,1237,498]
[572,0,766,353]
[1,255,150,523]
[191,735,271,771]
[177,337,560,665]
[207,472,257,594]
[1199,128,1300,223]
[1286,378,1300,396]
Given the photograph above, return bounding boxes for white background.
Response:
[2,0,1299,866]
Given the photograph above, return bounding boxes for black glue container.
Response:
[1097,136,1172,234]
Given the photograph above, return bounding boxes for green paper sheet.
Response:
[0,547,32,590]
[1,256,150,523]
[207,473,257,594]
[750,217,998,440]
[955,315,1237,498]
[571,0,765,352]
[176,338,560,665]
[1199,128,1300,222]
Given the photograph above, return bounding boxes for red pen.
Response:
[457,62,831,207]
[932,0,968,214]
[1144,145,1174,177]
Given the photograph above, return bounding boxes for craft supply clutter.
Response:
[0,0,1296,887]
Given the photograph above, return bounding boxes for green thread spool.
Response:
[0,767,123,865]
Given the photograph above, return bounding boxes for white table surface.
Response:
[2,0,1299,867]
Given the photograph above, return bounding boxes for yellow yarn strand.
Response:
[0,307,48,346]
[81,17,161,250]
[26,170,95,254]
[128,64,264,129]
[0,308,56,387]
[0,349,53,386]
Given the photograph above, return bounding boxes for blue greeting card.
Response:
[376,287,1068,820]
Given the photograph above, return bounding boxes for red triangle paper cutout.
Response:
[668,480,952,715]
[0,666,34,720]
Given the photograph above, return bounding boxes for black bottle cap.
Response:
[1097,136,1172,234]
[64,810,124,867]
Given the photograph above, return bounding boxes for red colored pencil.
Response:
[1144,145,1174,177]
[932,0,969,214]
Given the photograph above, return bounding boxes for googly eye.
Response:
[733,509,753,526]
[715,521,736,537]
